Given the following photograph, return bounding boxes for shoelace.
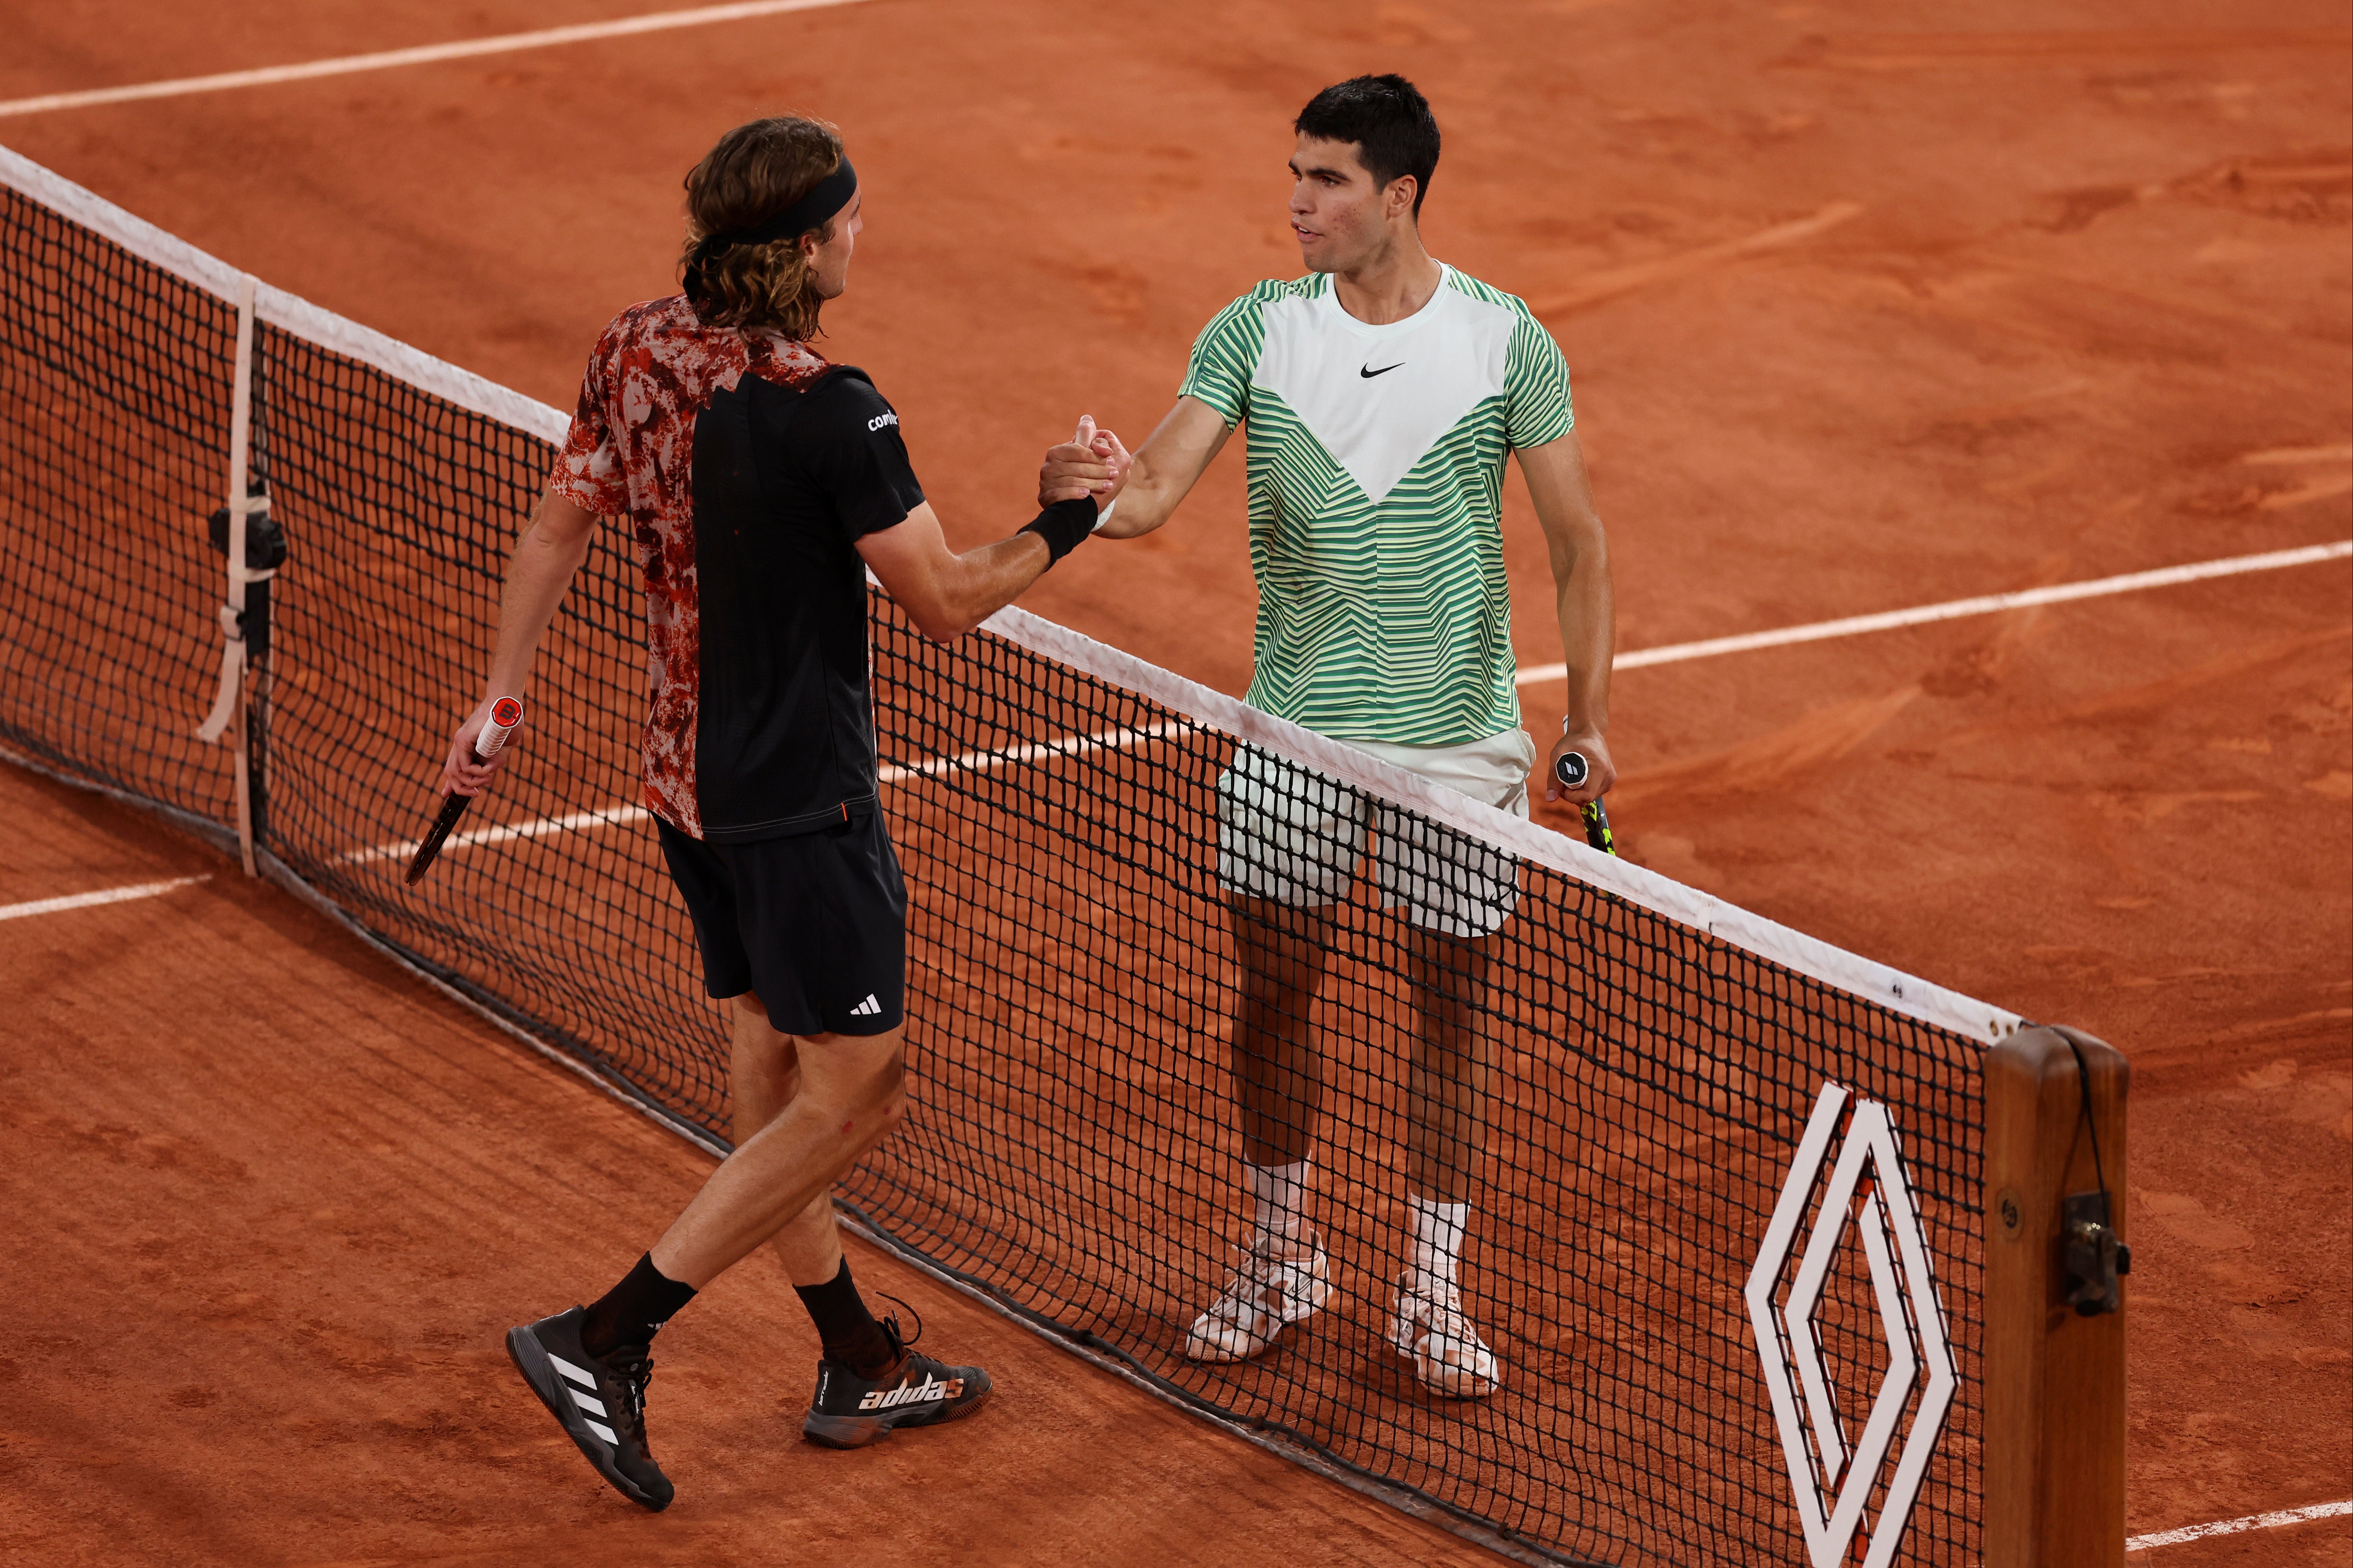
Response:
[1206,1246,1302,1325]
[1401,1288,1491,1360]
[874,1292,924,1353]
[605,1348,655,1441]
[1232,1235,1311,1283]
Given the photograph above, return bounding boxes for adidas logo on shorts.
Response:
[849,993,881,1018]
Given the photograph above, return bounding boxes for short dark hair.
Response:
[1295,75,1441,217]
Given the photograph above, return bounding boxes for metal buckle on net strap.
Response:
[193,489,277,745]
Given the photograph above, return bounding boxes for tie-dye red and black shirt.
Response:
[550,296,922,842]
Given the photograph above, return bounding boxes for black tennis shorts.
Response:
[655,805,907,1037]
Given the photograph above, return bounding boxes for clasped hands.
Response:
[1038,416,1144,537]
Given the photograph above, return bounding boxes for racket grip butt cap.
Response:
[474,696,525,761]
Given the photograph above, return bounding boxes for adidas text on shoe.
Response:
[1182,1229,1332,1363]
[505,1306,675,1509]
[802,1317,990,1449]
[1388,1273,1502,1399]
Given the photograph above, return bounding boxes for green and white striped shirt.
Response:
[1180,266,1573,746]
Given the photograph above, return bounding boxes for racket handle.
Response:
[405,697,525,886]
[477,695,524,759]
[1554,749,1617,856]
[405,789,475,885]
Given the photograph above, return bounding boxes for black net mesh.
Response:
[0,184,238,817]
[2,165,1989,1566]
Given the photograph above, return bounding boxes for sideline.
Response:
[1516,539,2353,686]
[0,874,210,922]
[0,0,873,120]
[2127,1498,2352,1552]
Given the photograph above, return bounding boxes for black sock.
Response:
[794,1258,894,1377]
[581,1252,698,1360]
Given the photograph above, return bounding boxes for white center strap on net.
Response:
[1,142,2020,1046]
[193,274,272,746]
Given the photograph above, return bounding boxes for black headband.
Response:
[684,157,858,297]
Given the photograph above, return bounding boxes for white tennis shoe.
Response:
[1182,1230,1332,1363]
[1389,1273,1502,1398]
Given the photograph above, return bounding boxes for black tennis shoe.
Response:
[801,1313,991,1449]
[505,1305,675,1510]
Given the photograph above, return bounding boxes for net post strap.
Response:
[1983,1025,2130,1565]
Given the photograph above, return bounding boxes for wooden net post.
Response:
[1984,1024,2130,1567]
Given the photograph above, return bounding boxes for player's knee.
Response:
[843,1048,906,1125]
[867,1058,908,1127]
[731,1018,793,1068]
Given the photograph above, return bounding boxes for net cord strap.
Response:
[0,140,2023,1045]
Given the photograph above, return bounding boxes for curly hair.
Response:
[681,116,847,341]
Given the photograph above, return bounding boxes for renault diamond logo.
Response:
[1745,1082,1956,1568]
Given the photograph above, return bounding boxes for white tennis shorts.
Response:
[1214,728,1536,939]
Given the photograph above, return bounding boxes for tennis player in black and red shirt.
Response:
[438,116,1105,1509]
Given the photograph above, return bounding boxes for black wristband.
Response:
[1020,497,1098,564]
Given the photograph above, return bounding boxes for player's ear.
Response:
[1389,175,1418,222]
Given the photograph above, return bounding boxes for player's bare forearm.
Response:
[857,501,1060,642]
[487,488,598,698]
[1038,397,1231,539]
[1518,433,1617,803]
[441,486,598,795]
[1549,537,1613,738]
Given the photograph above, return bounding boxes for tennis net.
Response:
[2,144,2019,1566]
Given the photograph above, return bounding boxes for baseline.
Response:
[0,0,874,120]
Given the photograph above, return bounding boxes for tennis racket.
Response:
[406,696,523,886]
[1553,748,1615,857]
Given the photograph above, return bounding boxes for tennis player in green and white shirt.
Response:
[1043,75,1616,1399]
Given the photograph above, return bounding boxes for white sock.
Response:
[1247,1160,1312,1244]
[1407,1195,1469,1293]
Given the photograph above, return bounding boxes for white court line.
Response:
[2127,1498,2352,1551]
[0,0,873,120]
[344,723,1184,866]
[0,875,209,922]
[345,804,653,866]
[877,719,1187,784]
[1514,540,2353,686]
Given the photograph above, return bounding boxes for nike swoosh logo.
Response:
[1360,363,1403,379]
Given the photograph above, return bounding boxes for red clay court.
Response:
[2,2,2348,1564]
